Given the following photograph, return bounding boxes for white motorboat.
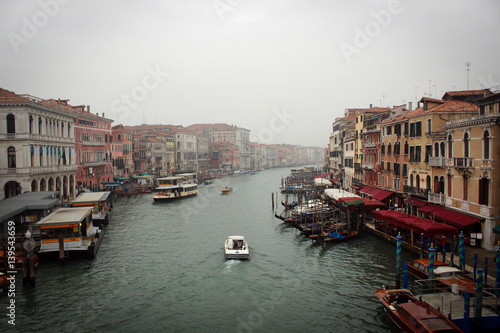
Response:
[224,236,249,260]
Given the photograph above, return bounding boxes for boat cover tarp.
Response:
[329,232,345,240]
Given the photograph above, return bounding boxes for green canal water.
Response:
[3,167,417,332]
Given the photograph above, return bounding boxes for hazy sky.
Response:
[2,0,499,147]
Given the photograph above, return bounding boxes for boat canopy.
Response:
[228,236,245,240]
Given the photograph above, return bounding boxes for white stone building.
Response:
[0,89,77,200]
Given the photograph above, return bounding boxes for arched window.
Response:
[479,176,490,205]
[404,141,409,155]
[38,117,43,134]
[463,133,469,158]
[381,143,385,155]
[440,142,445,157]
[8,146,16,168]
[439,176,445,194]
[426,175,431,191]
[433,176,439,194]
[416,175,420,189]
[447,135,453,158]
[7,114,15,134]
[29,115,33,134]
[463,176,468,201]
[483,131,490,159]
[434,142,439,157]
[388,142,392,155]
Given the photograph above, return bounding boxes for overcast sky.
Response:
[2,0,499,147]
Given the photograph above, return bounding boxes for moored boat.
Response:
[408,259,475,294]
[224,236,249,260]
[0,251,39,270]
[375,288,463,332]
[71,191,113,227]
[34,207,103,260]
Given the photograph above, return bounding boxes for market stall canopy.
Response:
[371,189,393,201]
[314,178,332,186]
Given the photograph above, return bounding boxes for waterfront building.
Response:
[328,114,355,180]
[145,136,166,177]
[111,124,134,179]
[0,88,77,200]
[71,104,113,191]
[210,141,240,172]
[443,90,500,248]
[174,128,198,172]
[249,142,263,170]
[186,123,251,169]
[133,135,148,173]
[196,134,210,176]
[342,133,355,192]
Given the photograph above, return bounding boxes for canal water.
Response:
[5,167,417,332]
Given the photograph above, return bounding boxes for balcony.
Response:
[453,157,474,168]
[363,162,374,170]
[82,140,106,146]
[365,142,376,148]
[428,192,445,205]
[0,133,75,143]
[428,157,446,167]
[403,185,429,198]
[0,164,77,175]
[83,160,108,167]
[354,163,362,171]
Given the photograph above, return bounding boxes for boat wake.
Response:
[222,259,241,274]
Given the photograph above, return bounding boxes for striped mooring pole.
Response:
[396,233,402,289]
[459,232,465,271]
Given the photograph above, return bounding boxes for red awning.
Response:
[433,208,483,228]
[351,185,362,190]
[366,187,381,196]
[409,198,427,208]
[359,186,373,194]
[372,190,393,201]
[339,197,385,209]
[396,216,457,236]
[418,204,443,214]
[372,210,409,223]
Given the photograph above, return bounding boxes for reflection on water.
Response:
[6,168,414,332]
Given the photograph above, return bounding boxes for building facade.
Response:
[0,89,77,200]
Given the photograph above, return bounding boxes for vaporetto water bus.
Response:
[152,176,198,202]
[34,207,103,260]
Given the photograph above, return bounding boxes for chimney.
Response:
[408,102,412,111]
[103,113,105,118]
[369,104,373,108]
[87,105,90,112]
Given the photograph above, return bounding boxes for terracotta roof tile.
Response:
[423,100,478,113]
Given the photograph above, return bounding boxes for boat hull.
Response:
[153,192,198,202]
[225,253,249,260]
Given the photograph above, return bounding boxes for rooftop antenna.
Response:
[465,62,471,89]
[429,80,432,97]
[415,87,418,105]
[433,85,437,99]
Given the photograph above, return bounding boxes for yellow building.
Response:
[443,91,500,248]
